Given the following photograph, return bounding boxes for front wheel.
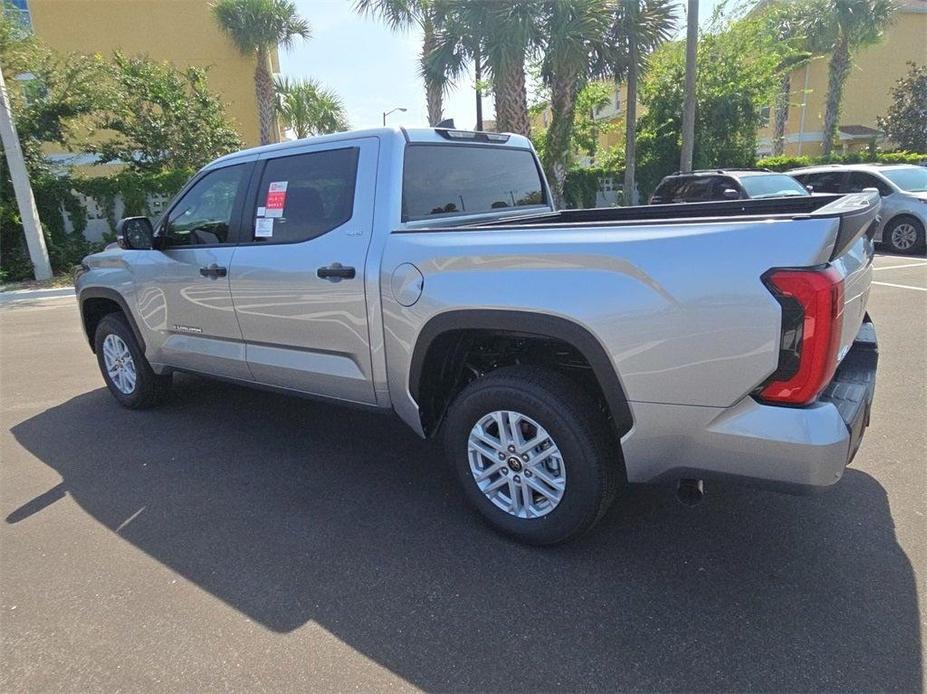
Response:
[443,366,623,545]
[94,313,171,409]
[883,216,926,255]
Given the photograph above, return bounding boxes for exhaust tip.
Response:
[676,478,704,506]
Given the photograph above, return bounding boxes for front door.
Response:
[229,139,379,404]
[135,162,253,379]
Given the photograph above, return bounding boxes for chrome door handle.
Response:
[199,264,227,279]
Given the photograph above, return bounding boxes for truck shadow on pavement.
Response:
[9,375,922,692]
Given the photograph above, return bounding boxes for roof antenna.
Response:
[435,118,455,129]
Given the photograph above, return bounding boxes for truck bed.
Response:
[473,194,845,227]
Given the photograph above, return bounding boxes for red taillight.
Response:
[759,267,844,406]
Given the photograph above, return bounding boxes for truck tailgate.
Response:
[815,191,880,366]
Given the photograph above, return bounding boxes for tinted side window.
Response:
[677,177,717,201]
[846,172,892,196]
[804,171,845,193]
[250,148,359,243]
[402,145,546,221]
[712,177,741,199]
[165,164,248,246]
[652,177,683,202]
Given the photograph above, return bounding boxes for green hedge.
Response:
[1,168,191,283]
[758,151,927,172]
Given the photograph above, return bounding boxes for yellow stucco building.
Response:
[11,0,271,159]
[757,0,927,156]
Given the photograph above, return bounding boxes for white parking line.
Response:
[872,281,927,292]
[873,262,927,271]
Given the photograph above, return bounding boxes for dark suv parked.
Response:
[649,169,810,204]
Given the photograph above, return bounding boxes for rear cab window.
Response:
[402,145,547,222]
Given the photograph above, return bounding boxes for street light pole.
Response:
[0,69,52,281]
[382,107,407,126]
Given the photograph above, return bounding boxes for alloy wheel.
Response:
[891,223,918,251]
[102,333,137,395]
[467,410,566,519]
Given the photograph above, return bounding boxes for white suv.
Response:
[790,164,927,254]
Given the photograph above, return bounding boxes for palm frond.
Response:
[211,0,311,55]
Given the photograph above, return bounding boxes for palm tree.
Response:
[803,0,896,156]
[425,1,540,135]
[274,77,349,138]
[355,0,447,127]
[419,2,482,128]
[479,2,540,135]
[606,0,676,204]
[761,2,819,155]
[540,0,614,208]
[212,0,311,146]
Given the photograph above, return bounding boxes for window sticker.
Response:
[265,181,288,218]
[256,206,266,217]
[255,217,274,238]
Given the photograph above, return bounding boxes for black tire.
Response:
[94,313,171,409]
[442,365,623,545]
[883,216,926,255]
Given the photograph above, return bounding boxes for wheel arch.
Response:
[79,287,145,354]
[408,309,633,438]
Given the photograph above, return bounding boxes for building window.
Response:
[2,0,32,31]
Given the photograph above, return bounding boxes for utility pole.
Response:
[679,0,698,173]
[0,69,52,281]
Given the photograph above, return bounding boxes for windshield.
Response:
[403,145,547,221]
[880,167,927,192]
[739,173,809,199]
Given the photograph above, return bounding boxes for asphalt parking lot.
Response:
[1,252,924,692]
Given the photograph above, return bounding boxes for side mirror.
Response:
[722,188,740,200]
[116,217,154,250]
[805,184,814,193]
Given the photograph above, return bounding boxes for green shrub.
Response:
[758,151,927,172]
[1,168,191,283]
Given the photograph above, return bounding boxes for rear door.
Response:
[136,162,253,379]
[228,138,379,404]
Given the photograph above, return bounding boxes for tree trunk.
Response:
[822,34,850,157]
[474,46,483,131]
[623,42,639,206]
[544,71,579,209]
[772,71,791,156]
[421,18,443,126]
[493,62,531,136]
[679,0,698,172]
[255,47,277,145]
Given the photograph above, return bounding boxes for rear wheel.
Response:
[94,313,171,409]
[443,366,622,545]
[883,216,925,255]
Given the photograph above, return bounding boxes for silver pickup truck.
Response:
[76,127,880,544]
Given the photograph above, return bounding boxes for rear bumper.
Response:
[621,318,878,492]
[819,318,878,467]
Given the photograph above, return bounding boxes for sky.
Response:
[279,0,723,131]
